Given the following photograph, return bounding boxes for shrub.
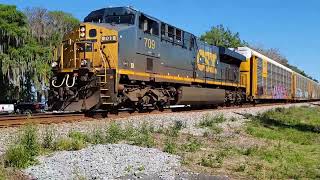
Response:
[123,124,136,140]
[181,137,202,152]
[199,114,224,134]
[42,126,55,149]
[174,120,185,131]
[19,125,40,157]
[4,145,32,168]
[163,139,177,154]
[131,127,155,148]
[105,122,124,143]
[68,131,89,142]
[200,114,225,127]
[89,128,105,144]
[200,154,217,168]
[54,137,86,151]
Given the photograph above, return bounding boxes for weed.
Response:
[200,114,226,127]
[125,165,133,173]
[155,124,165,134]
[181,137,201,152]
[199,114,224,134]
[69,131,89,142]
[105,122,124,143]
[89,128,105,144]
[54,137,86,151]
[200,154,219,168]
[137,165,145,171]
[4,145,32,168]
[131,126,155,148]
[230,117,238,122]
[0,164,6,180]
[238,146,259,156]
[174,120,185,131]
[73,166,87,180]
[42,126,55,149]
[163,139,177,154]
[203,131,210,137]
[19,125,40,157]
[235,163,247,172]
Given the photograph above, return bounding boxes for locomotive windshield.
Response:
[84,8,136,25]
[104,14,135,24]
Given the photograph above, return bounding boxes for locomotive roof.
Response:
[235,47,293,72]
[84,7,195,35]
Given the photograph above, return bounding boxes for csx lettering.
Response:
[144,38,156,49]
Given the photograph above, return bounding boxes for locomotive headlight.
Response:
[79,26,86,38]
[51,62,58,68]
[81,59,88,66]
[80,32,86,38]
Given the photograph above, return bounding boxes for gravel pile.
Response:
[24,144,181,180]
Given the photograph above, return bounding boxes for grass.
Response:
[163,138,177,154]
[42,126,55,149]
[181,137,202,152]
[243,106,320,179]
[199,114,225,134]
[89,128,105,145]
[4,125,40,168]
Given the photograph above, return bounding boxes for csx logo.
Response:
[144,38,156,49]
[197,49,218,73]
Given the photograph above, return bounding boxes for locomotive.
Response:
[49,6,320,112]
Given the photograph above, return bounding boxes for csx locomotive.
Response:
[49,6,320,112]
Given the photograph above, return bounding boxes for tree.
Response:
[200,24,247,48]
[24,8,79,46]
[0,4,80,102]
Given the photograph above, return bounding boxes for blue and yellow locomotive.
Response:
[49,6,320,112]
[49,7,247,112]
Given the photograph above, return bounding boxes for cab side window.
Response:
[139,14,159,36]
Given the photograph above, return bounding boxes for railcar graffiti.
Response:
[272,85,287,99]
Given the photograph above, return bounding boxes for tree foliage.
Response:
[200,24,247,48]
[25,8,79,46]
[0,4,79,102]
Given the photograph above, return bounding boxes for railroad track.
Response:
[0,113,89,128]
[0,102,316,128]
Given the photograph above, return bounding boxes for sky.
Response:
[1,0,320,80]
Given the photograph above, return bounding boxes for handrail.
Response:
[99,49,108,83]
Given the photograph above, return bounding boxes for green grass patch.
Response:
[163,138,177,154]
[199,114,224,134]
[181,137,202,152]
[4,125,40,168]
[244,106,320,179]
[54,137,86,151]
[42,126,55,149]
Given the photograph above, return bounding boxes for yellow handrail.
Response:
[99,49,107,83]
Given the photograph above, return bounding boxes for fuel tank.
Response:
[176,87,225,105]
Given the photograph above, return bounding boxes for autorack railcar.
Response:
[235,47,320,102]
